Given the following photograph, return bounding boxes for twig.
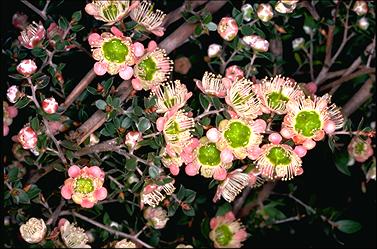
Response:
[220,50,238,74]
[246,53,257,78]
[74,139,120,157]
[21,0,47,20]
[271,215,303,225]
[143,132,161,139]
[194,108,224,121]
[46,199,65,226]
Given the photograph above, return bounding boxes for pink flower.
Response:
[213,168,250,203]
[257,3,273,22]
[353,1,368,16]
[347,137,374,163]
[16,59,37,77]
[61,165,107,208]
[242,35,269,52]
[217,17,238,41]
[18,21,45,49]
[225,65,244,81]
[42,97,59,114]
[130,1,166,36]
[140,178,175,208]
[195,71,227,98]
[208,44,222,58]
[209,211,248,248]
[7,85,20,103]
[18,127,38,150]
[12,12,28,30]
[125,131,143,152]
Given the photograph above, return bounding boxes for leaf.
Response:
[30,116,40,131]
[71,24,84,32]
[71,10,82,22]
[335,220,362,234]
[206,22,217,31]
[8,168,19,182]
[216,202,232,216]
[31,48,47,58]
[241,25,253,35]
[199,94,210,109]
[15,97,31,109]
[137,117,151,133]
[148,165,160,179]
[200,217,210,239]
[144,96,156,109]
[125,158,137,171]
[95,99,107,110]
[58,16,69,30]
[13,189,30,204]
[334,150,351,176]
[182,206,195,216]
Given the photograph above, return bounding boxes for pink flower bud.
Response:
[268,133,282,144]
[206,128,220,143]
[217,17,238,41]
[42,97,59,114]
[18,127,38,150]
[220,149,234,163]
[12,12,28,30]
[7,85,20,103]
[306,82,317,94]
[295,167,304,176]
[132,42,145,57]
[174,57,191,75]
[303,139,316,150]
[242,35,269,52]
[208,44,222,58]
[257,3,273,22]
[323,120,336,134]
[225,65,244,81]
[294,146,307,157]
[16,59,37,77]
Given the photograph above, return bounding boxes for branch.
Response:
[74,139,120,157]
[21,0,47,20]
[194,108,224,121]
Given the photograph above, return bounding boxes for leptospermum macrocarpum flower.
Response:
[213,168,250,203]
[114,239,136,248]
[195,71,229,98]
[217,17,238,41]
[18,126,38,150]
[88,26,141,80]
[59,219,91,248]
[130,0,166,36]
[18,21,45,49]
[143,206,169,229]
[183,137,232,181]
[132,40,173,91]
[61,165,107,208]
[16,59,37,77]
[150,80,192,114]
[19,218,47,244]
[85,0,139,25]
[209,211,248,248]
[281,94,344,150]
[42,97,59,114]
[253,75,304,115]
[140,177,175,208]
[347,136,374,163]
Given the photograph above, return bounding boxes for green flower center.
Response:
[224,121,251,148]
[232,92,253,105]
[102,38,128,63]
[198,143,221,166]
[102,4,119,21]
[215,225,233,246]
[74,178,94,194]
[165,121,179,135]
[267,91,289,110]
[138,57,157,81]
[266,146,291,166]
[355,142,366,155]
[294,110,322,137]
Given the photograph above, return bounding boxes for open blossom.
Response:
[144,206,169,229]
[61,165,107,208]
[347,137,374,163]
[114,239,136,248]
[216,119,264,160]
[256,143,303,180]
[18,127,38,150]
[225,65,244,82]
[213,168,250,203]
[60,219,91,248]
[275,1,298,14]
[151,80,192,114]
[217,17,238,41]
[19,218,47,244]
[282,94,344,149]
[7,85,20,103]
[89,27,137,80]
[140,178,175,208]
[85,0,138,25]
[18,21,45,49]
[242,35,269,52]
[353,1,368,16]
[195,71,228,98]
[183,137,232,180]
[130,0,166,36]
[132,41,173,91]
[225,77,261,121]
[17,59,37,77]
[257,3,273,22]
[208,44,222,58]
[125,131,143,152]
[176,244,193,248]
[42,97,59,114]
[209,212,247,248]
[12,12,28,30]
[253,75,304,114]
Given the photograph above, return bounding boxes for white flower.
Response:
[60,220,91,248]
[303,25,315,35]
[7,85,20,103]
[144,206,169,229]
[357,17,369,30]
[208,44,222,58]
[19,218,47,244]
[241,4,253,22]
[292,37,305,51]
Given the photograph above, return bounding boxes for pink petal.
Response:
[84,3,97,15]
[268,133,282,144]
[3,125,9,136]
[129,0,140,11]
[220,149,234,164]
[131,78,143,91]
[88,33,102,46]
[61,185,73,199]
[224,211,235,221]
[185,163,199,176]
[88,166,102,178]
[110,26,124,37]
[180,150,194,164]
[206,128,220,143]
[7,106,18,118]
[147,40,157,52]
[210,217,218,229]
[252,119,267,133]
[324,120,336,134]
[68,165,81,178]
[222,77,232,89]
[81,198,95,208]
[119,66,134,80]
[94,62,107,76]
[280,127,294,139]
[213,167,227,181]
[151,27,164,37]
[234,229,248,241]
[156,117,166,132]
[293,146,307,158]
[58,218,68,229]
[169,164,180,176]
[132,42,145,57]
[303,139,316,150]
[94,187,107,201]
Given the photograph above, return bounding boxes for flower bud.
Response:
[7,85,20,103]
[42,97,59,114]
[207,44,222,58]
[217,17,238,41]
[225,65,244,81]
[257,4,273,22]
[12,12,28,30]
[19,218,47,244]
[18,21,45,49]
[292,37,305,51]
[241,4,253,22]
[89,133,100,146]
[18,127,38,150]
[16,59,37,77]
[144,206,169,229]
[275,1,297,14]
[242,35,269,52]
[125,131,143,152]
[357,17,369,30]
[353,1,368,16]
[174,57,191,75]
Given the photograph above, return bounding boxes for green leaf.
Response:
[199,94,210,109]
[206,22,217,31]
[186,15,199,23]
[15,97,31,109]
[26,185,41,200]
[335,220,362,234]
[8,168,19,182]
[137,117,151,133]
[71,24,84,32]
[60,140,80,150]
[182,206,195,216]
[13,189,30,204]
[30,116,40,131]
[144,96,157,109]
[200,217,210,239]
[125,158,137,171]
[95,99,107,110]
[241,25,253,35]
[148,165,160,179]
[71,10,82,22]
[334,150,351,176]
[103,212,111,225]
[31,47,47,58]
[58,16,69,30]
[121,117,132,129]
[216,202,232,216]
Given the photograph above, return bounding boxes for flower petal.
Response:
[61,185,73,199]
[81,198,95,208]
[94,62,108,76]
[119,66,134,80]
[88,166,102,178]
[68,165,81,178]
[94,187,107,201]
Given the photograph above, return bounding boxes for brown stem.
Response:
[74,138,120,157]
[162,0,208,28]
[21,0,47,20]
